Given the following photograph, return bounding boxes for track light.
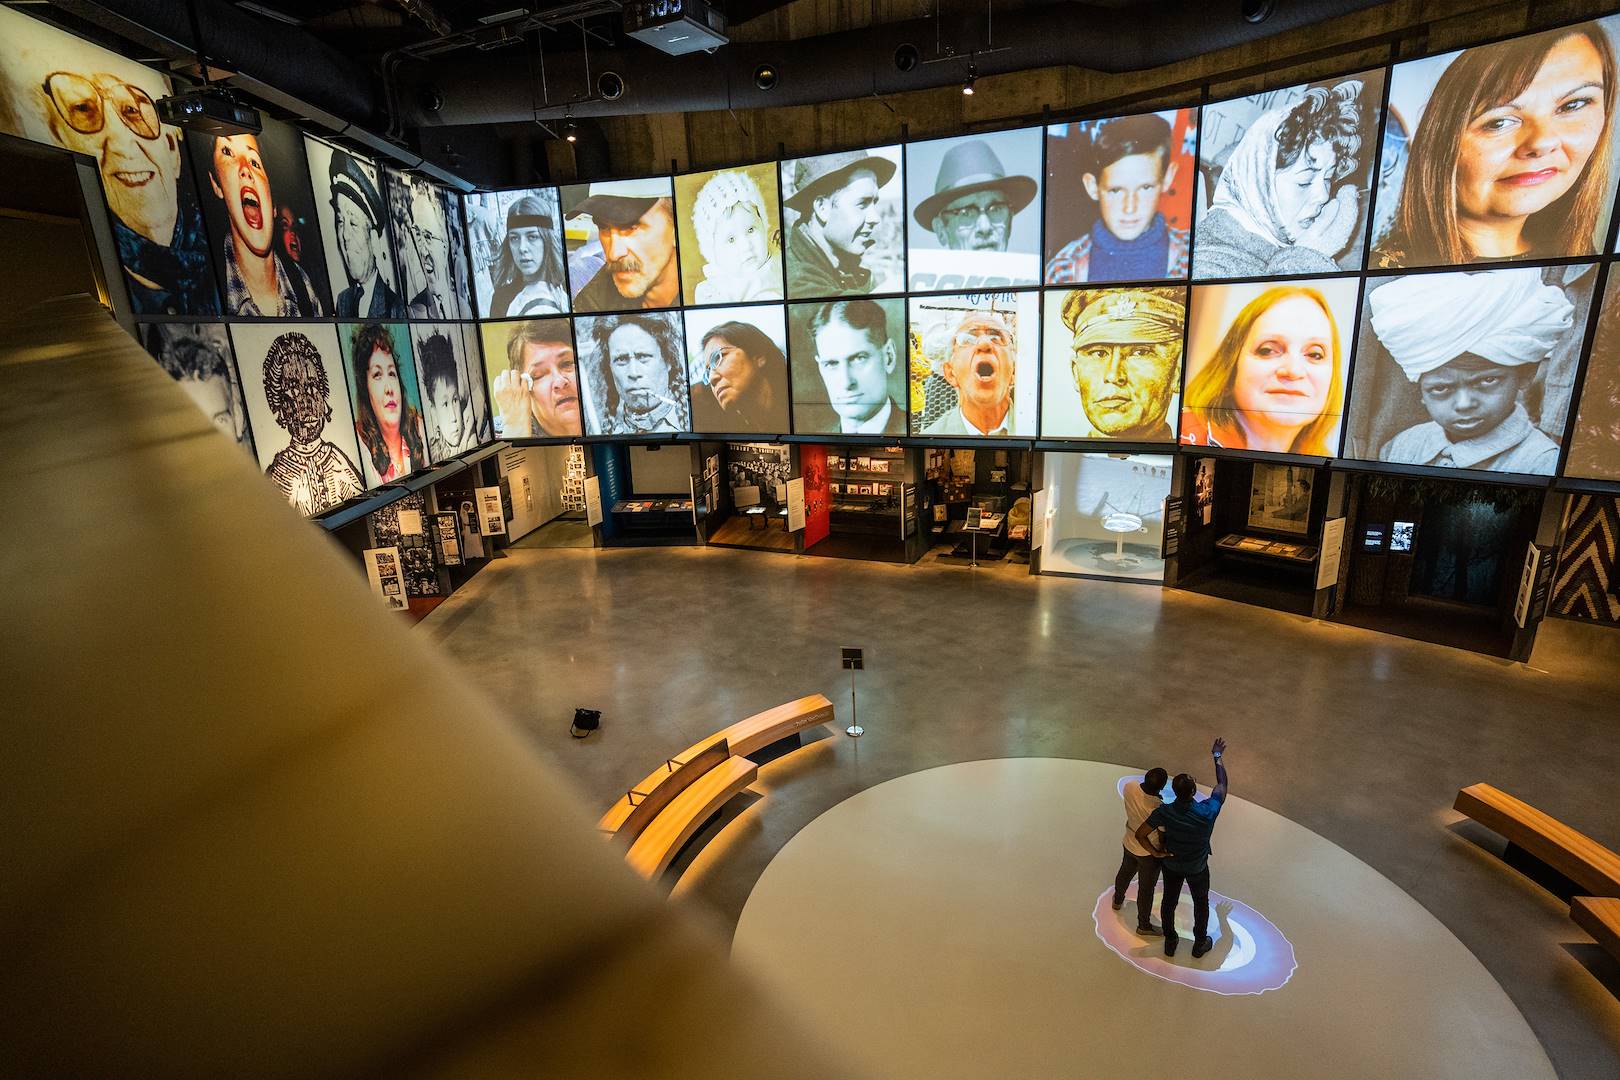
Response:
[962,66,977,96]
[565,119,577,143]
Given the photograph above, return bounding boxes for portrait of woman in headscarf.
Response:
[1192,76,1381,280]
[1372,19,1618,269]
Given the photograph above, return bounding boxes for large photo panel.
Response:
[305,136,406,318]
[906,128,1044,292]
[1044,109,1198,284]
[1345,264,1596,475]
[1040,285,1187,442]
[229,321,365,515]
[137,322,254,455]
[1040,452,1174,581]
[1191,70,1386,280]
[480,317,582,439]
[383,168,470,321]
[188,115,332,317]
[908,290,1040,437]
[561,177,682,313]
[410,322,491,460]
[338,321,433,486]
[1181,277,1359,456]
[1566,272,1620,480]
[465,187,569,318]
[674,162,785,305]
[575,310,690,435]
[787,296,908,436]
[781,145,904,299]
[0,6,219,315]
[684,303,791,434]
[1373,16,1620,269]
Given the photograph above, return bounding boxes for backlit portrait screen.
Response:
[908,291,1040,437]
[575,310,690,435]
[188,116,331,317]
[1181,278,1359,456]
[1565,272,1620,480]
[1192,71,1385,279]
[906,128,1044,291]
[1041,285,1186,442]
[1045,109,1198,284]
[339,321,433,486]
[674,162,784,305]
[230,322,365,515]
[787,297,908,437]
[780,145,904,298]
[305,136,406,319]
[411,323,491,461]
[1345,264,1597,475]
[480,317,582,440]
[466,187,569,318]
[561,176,682,313]
[684,303,791,435]
[383,168,470,321]
[0,6,220,315]
[1040,452,1174,581]
[1372,16,1620,270]
[138,322,254,453]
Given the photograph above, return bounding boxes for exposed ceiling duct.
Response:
[401,0,1396,126]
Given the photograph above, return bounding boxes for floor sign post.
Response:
[841,646,864,737]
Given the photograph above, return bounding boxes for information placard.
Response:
[363,546,407,610]
[477,486,506,537]
[1316,517,1346,591]
[786,477,806,532]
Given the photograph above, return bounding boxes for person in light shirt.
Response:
[1113,767,1169,937]
[922,310,1017,436]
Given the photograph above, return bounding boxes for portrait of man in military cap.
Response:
[1041,285,1187,441]
[304,136,406,319]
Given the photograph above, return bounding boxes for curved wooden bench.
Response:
[1453,783,1620,897]
[1570,897,1620,961]
[626,756,758,880]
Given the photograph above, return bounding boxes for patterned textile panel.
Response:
[1551,494,1620,625]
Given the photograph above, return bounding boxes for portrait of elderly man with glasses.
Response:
[907,130,1044,291]
[391,173,463,321]
[921,308,1022,436]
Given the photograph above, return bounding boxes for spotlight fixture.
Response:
[894,42,920,73]
[1241,0,1275,23]
[565,112,577,143]
[597,71,625,100]
[962,65,977,96]
[753,63,779,91]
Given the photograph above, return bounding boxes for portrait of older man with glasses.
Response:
[922,309,1021,436]
[906,130,1043,291]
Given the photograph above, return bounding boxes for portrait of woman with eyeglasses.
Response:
[684,305,791,435]
[905,129,1045,292]
[907,291,1041,437]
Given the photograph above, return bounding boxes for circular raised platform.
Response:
[731,758,1553,1080]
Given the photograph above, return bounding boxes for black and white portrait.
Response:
[728,442,792,506]
[1247,463,1313,535]
[138,322,254,453]
[384,168,470,321]
[684,304,791,435]
[1192,72,1385,280]
[413,322,492,461]
[787,296,908,436]
[230,322,365,515]
[906,128,1044,291]
[780,146,904,299]
[305,136,406,319]
[466,186,569,318]
[1345,264,1596,476]
[575,311,691,435]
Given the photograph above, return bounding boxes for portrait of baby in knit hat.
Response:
[674,162,784,306]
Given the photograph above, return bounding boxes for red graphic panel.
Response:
[802,444,830,547]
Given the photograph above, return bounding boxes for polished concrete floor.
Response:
[423,533,1620,1079]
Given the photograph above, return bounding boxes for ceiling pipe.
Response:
[402,0,1395,125]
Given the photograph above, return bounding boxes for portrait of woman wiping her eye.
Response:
[1373,17,1620,268]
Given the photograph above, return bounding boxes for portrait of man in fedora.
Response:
[563,177,681,313]
[781,146,903,299]
[907,130,1043,290]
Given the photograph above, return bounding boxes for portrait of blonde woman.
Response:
[1373,18,1620,268]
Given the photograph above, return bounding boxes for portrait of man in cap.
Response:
[1043,286,1186,441]
[906,129,1044,290]
[563,177,681,313]
[780,146,903,299]
[307,138,406,319]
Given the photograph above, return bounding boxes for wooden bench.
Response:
[1453,783,1620,898]
[1570,897,1620,961]
[626,756,758,880]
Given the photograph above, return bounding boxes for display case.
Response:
[827,446,908,539]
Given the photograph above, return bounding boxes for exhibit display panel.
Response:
[1372,15,1620,270]
[1044,109,1198,284]
[187,116,333,318]
[411,322,492,461]
[787,297,908,436]
[673,162,785,306]
[908,291,1041,437]
[1564,272,1620,481]
[229,321,366,515]
[906,128,1044,291]
[1344,264,1597,475]
[575,310,691,435]
[0,5,220,316]
[465,186,569,319]
[780,146,905,299]
[1040,285,1187,442]
[1181,277,1358,456]
[684,303,791,434]
[560,176,682,313]
[338,320,433,487]
[305,135,407,320]
[1040,452,1173,581]
[137,322,255,454]
[1192,71,1385,280]
[480,317,583,439]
